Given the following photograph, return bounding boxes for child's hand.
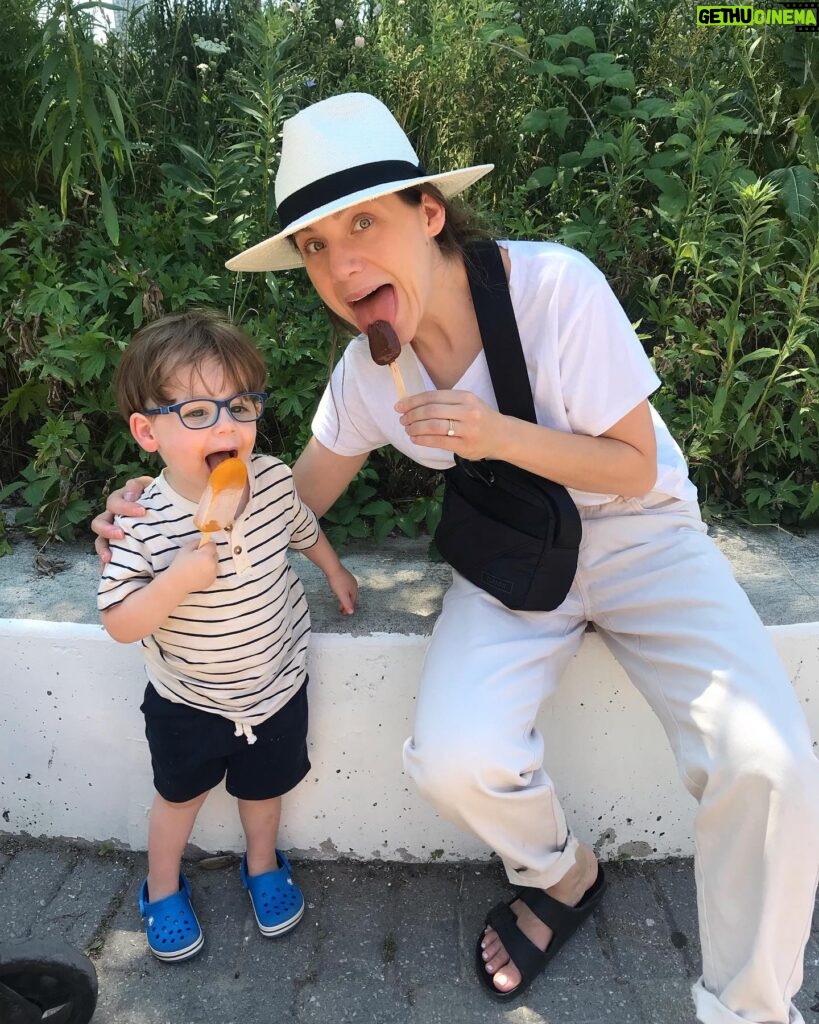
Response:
[326,566,358,615]
[168,539,219,594]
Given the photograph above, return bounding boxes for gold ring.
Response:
[447,419,456,437]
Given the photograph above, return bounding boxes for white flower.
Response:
[373,3,383,14]
[354,35,365,47]
[334,17,344,29]
[193,34,229,54]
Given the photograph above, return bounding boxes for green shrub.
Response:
[0,0,817,550]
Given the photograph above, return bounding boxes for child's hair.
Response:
[115,308,267,421]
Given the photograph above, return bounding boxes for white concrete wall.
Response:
[1,619,817,862]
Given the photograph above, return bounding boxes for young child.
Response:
[98,308,357,962]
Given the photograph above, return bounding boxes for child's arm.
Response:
[300,531,358,616]
[101,541,219,643]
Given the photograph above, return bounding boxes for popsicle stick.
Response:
[389,362,407,400]
[198,533,215,548]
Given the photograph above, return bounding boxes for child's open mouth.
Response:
[205,449,238,471]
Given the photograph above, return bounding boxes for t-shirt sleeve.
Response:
[558,272,660,438]
[97,516,154,612]
[286,477,321,550]
[311,344,391,456]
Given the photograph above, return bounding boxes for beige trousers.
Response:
[403,496,819,1024]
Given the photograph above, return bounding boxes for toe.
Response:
[493,960,522,992]
[480,927,503,961]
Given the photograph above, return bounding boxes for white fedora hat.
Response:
[225,92,493,273]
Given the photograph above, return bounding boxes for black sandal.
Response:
[475,865,607,1001]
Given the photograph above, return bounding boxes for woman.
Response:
[93,92,819,1021]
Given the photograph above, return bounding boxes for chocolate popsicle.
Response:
[367,320,407,399]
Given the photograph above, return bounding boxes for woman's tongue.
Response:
[353,284,397,334]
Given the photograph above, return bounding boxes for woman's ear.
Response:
[420,191,446,239]
[129,413,160,453]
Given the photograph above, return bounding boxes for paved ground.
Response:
[2,523,819,632]
[3,834,819,1024]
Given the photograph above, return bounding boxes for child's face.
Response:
[129,358,257,502]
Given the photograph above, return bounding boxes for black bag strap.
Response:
[464,239,537,424]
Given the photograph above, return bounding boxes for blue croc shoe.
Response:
[241,850,304,937]
[138,874,204,962]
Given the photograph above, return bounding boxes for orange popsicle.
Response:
[193,457,247,547]
[367,320,407,399]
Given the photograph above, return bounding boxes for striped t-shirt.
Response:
[97,453,320,730]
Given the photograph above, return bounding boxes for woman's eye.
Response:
[303,239,323,255]
[355,216,373,231]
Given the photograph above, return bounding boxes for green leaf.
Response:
[633,97,673,120]
[520,106,570,138]
[526,166,557,190]
[0,481,26,503]
[531,59,581,79]
[768,165,817,223]
[734,348,780,368]
[31,90,55,139]
[346,518,370,539]
[581,138,617,160]
[51,111,71,180]
[801,482,819,521]
[175,143,214,181]
[105,85,126,137]
[67,69,80,118]
[360,500,393,517]
[395,514,419,538]
[100,178,120,247]
[0,381,49,422]
[558,150,587,168]
[566,26,596,49]
[648,150,689,168]
[82,96,105,151]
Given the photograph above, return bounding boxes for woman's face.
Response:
[292,191,446,344]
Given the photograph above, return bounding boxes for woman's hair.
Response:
[115,308,267,421]
[397,182,489,258]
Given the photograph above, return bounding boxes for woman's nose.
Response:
[328,242,362,281]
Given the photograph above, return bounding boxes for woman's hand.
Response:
[396,390,506,462]
[91,476,153,567]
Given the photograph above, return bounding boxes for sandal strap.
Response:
[485,901,549,979]
[516,865,606,934]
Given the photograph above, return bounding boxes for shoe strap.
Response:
[484,901,548,979]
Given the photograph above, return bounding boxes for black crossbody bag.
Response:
[434,240,582,611]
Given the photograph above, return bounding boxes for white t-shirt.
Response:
[97,454,320,728]
[311,240,697,507]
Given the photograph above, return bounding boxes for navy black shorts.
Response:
[141,679,310,804]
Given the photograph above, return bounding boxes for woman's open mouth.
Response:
[349,283,397,333]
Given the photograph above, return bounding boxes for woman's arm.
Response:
[397,394,657,497]
[291,438,369,517]
[92,477,154,565]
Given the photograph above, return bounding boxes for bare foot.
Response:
[479,843,599,994]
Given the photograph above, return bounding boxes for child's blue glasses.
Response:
[141,392,268,430]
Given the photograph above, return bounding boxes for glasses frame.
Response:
[141,391,268,430]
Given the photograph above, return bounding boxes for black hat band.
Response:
[277,159,427,230]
